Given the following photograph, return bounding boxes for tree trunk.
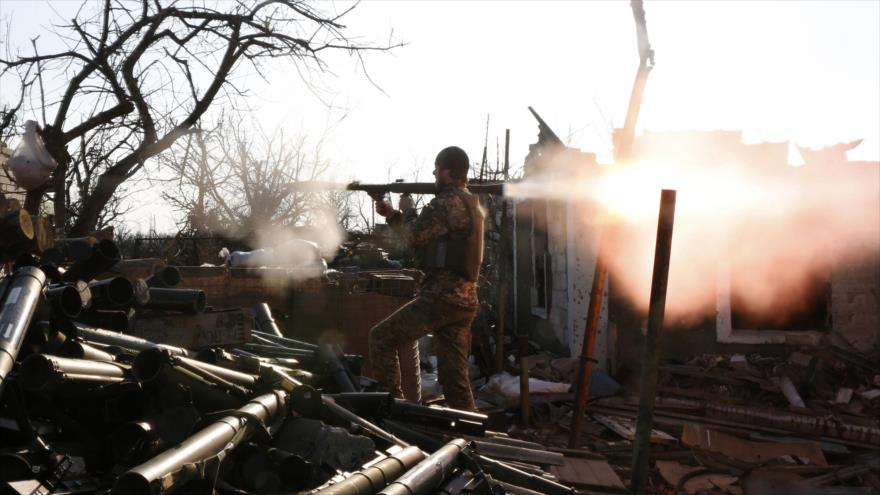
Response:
[23,186,48,216]
[24,125,70,220]
[69,169,124,235]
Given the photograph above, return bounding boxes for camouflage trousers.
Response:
[396,339,421,403]
[369,297,477,411]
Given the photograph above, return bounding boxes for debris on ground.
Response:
[0,239,581,495]
[496,347,880,494]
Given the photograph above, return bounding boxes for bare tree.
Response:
[66,125,148,231]
[318,189,357,232]
[160,118,352,238]
[352,191,374,234]
[0,0,398,235]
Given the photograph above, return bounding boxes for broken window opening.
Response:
[725,232,833,333]
[531,200,551,318]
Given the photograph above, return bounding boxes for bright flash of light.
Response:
[505,158,879,325]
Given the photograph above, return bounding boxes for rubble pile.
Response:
[509,346,880,494]
[0,239,578,495]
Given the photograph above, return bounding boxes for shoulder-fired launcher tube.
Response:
[75,309,134,333]
[330,393,487,436]
[251,330,318,351]
[252,303,285,338]
[88,276,136,308]
[57,340,116,362]
[196,347,300,374]
[381,420,574,495]
[18,354,129,392]
[269,369,410,448]
[62,239,121,282]
[312,446,426,495]
[132,348,254,410]
[45,284,84,318]
[145,266,182,288]
[348,182,504,197]
[377,438,470,495]
[0,266,47,398]
[288,181,505,198]
[138,288,206,313]
[113,391,289,495]
[75,324,189,357]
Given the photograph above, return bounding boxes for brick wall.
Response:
[175,266,324,310]
[831,254,880,351]
[547,201,569,346]
[174,265,411,362]
[0,143,26,204]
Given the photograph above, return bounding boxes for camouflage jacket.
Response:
[387,185,479,309]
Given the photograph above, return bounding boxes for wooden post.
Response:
[519,335,530,424]
[630,189,676,494]
[495,129,511,374]
[567,239,608,447]
[495,284,506,373]
[567,0,654,449]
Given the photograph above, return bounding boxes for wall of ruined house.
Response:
[565,200,611,370]
[831,244,880,352]
[611,248,879,381]
[513,200,569,355]
[511,146,614,364]
[597,134,880,381]
[513,130,878,374]
[547,201,569,348]
[512,197,618,369]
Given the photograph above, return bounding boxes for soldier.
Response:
[370,146,484,411]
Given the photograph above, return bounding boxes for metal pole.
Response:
[503,129,510,180]
[630,189,676,494]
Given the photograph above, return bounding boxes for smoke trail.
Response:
[234,207,344,281]
[506,157,880,325]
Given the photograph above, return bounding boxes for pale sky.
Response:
[1,0,878,233]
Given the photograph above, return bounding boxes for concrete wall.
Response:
[547,201,569,346]
[513,199,570,355]
[565,201,610,370]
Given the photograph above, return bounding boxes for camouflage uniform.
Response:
[369,185,479,411]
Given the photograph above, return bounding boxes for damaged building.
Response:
[511,129,880,373]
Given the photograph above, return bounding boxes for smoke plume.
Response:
[231,207,345,281]
[506,155,880,326]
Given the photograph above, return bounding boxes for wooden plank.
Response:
[682,423,828,466]
[589,404,878,450]
[655,460,740,495]
[546,446,608,460]
[592,413,677,445]
[549,457,626,493]
[130,309,252,349]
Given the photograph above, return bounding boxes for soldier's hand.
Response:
[375,200,394,217]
